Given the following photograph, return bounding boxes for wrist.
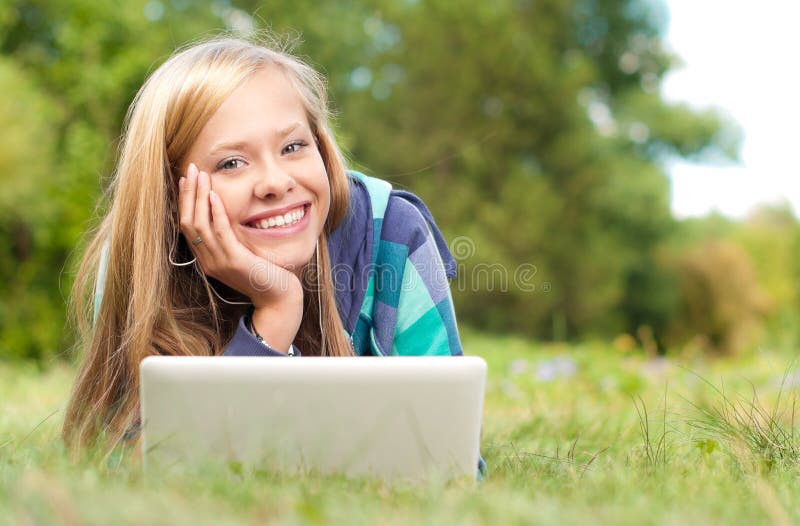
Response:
[246,313,296,355]
[251,300,303,355]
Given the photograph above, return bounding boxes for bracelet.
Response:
[247,312,296,356]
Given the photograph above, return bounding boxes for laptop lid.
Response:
[140,356,486,480]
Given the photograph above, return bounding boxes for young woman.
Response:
[63,36,464,453]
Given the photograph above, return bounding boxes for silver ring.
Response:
[191,236,203,246]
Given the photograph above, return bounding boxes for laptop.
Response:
[140,356,486,481]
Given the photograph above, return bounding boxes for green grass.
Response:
[3,329,800,525]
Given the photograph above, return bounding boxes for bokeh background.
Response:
[1,0,797,362]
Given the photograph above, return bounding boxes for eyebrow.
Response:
[208,121,305,156]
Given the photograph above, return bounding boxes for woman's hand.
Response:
[178,163,304,311]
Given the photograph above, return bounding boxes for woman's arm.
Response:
[223,313,301,356]
[375,193,463,356]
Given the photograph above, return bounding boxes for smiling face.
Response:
[184,66,331,273]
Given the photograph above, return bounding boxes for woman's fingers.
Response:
[178,163,198,235]
[209,190,272,284]
[192,169,210,239]
[178,164,221,275]
[208,189,240,259]
[192,170,223,260]
[179,164,214,267]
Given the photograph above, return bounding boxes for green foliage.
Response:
[0,0,222,360]
[729,206,800,352]
[661,206,800,354]
[666,240,770,354]
[0,56,62,360]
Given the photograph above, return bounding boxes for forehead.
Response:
[196,66,309,144]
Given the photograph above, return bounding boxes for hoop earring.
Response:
[169,230,248,305]
[168,233,196,267]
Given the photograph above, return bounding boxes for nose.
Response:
[253,160,296,200]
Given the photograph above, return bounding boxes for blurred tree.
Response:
[0,56,59,359]
[663,207,799,353]
[0,0,223,360]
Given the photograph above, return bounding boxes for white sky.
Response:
[662,0,800,219]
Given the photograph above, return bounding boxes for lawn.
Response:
[2,329,799,525]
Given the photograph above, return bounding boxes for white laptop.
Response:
[140,356,486,481]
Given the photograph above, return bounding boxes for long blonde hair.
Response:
[63,36,354,452]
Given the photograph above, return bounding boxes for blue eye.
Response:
[218,158,244,171]
[282,141,306,155]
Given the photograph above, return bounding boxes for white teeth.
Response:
[251,206,306,230]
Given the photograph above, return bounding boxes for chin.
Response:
[256,244,317,274]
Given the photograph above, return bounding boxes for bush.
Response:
[666,241,771,354]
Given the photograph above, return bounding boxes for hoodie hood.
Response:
[327,173,458,337]
[327,175,373,335]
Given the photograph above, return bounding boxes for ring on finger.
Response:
[191,235,203,246]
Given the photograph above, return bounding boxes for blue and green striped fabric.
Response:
[346,171,463,357]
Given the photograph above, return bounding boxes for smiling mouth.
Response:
[247,204,309,230]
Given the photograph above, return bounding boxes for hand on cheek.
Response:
[177,163,304,309]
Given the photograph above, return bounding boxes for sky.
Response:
[662,0,800,219]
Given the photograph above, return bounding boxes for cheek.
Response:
[212,187,246,229]
[209,179,237,210]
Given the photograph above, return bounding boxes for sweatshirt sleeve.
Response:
[376,194,464,356]
[223,315,301,357]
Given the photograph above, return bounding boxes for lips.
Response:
[242,201,311,227]
[241,203,312,238]
[249,205,306,230]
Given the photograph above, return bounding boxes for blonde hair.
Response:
[63,35,353,452]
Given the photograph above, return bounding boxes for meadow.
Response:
[2,329,799,525]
